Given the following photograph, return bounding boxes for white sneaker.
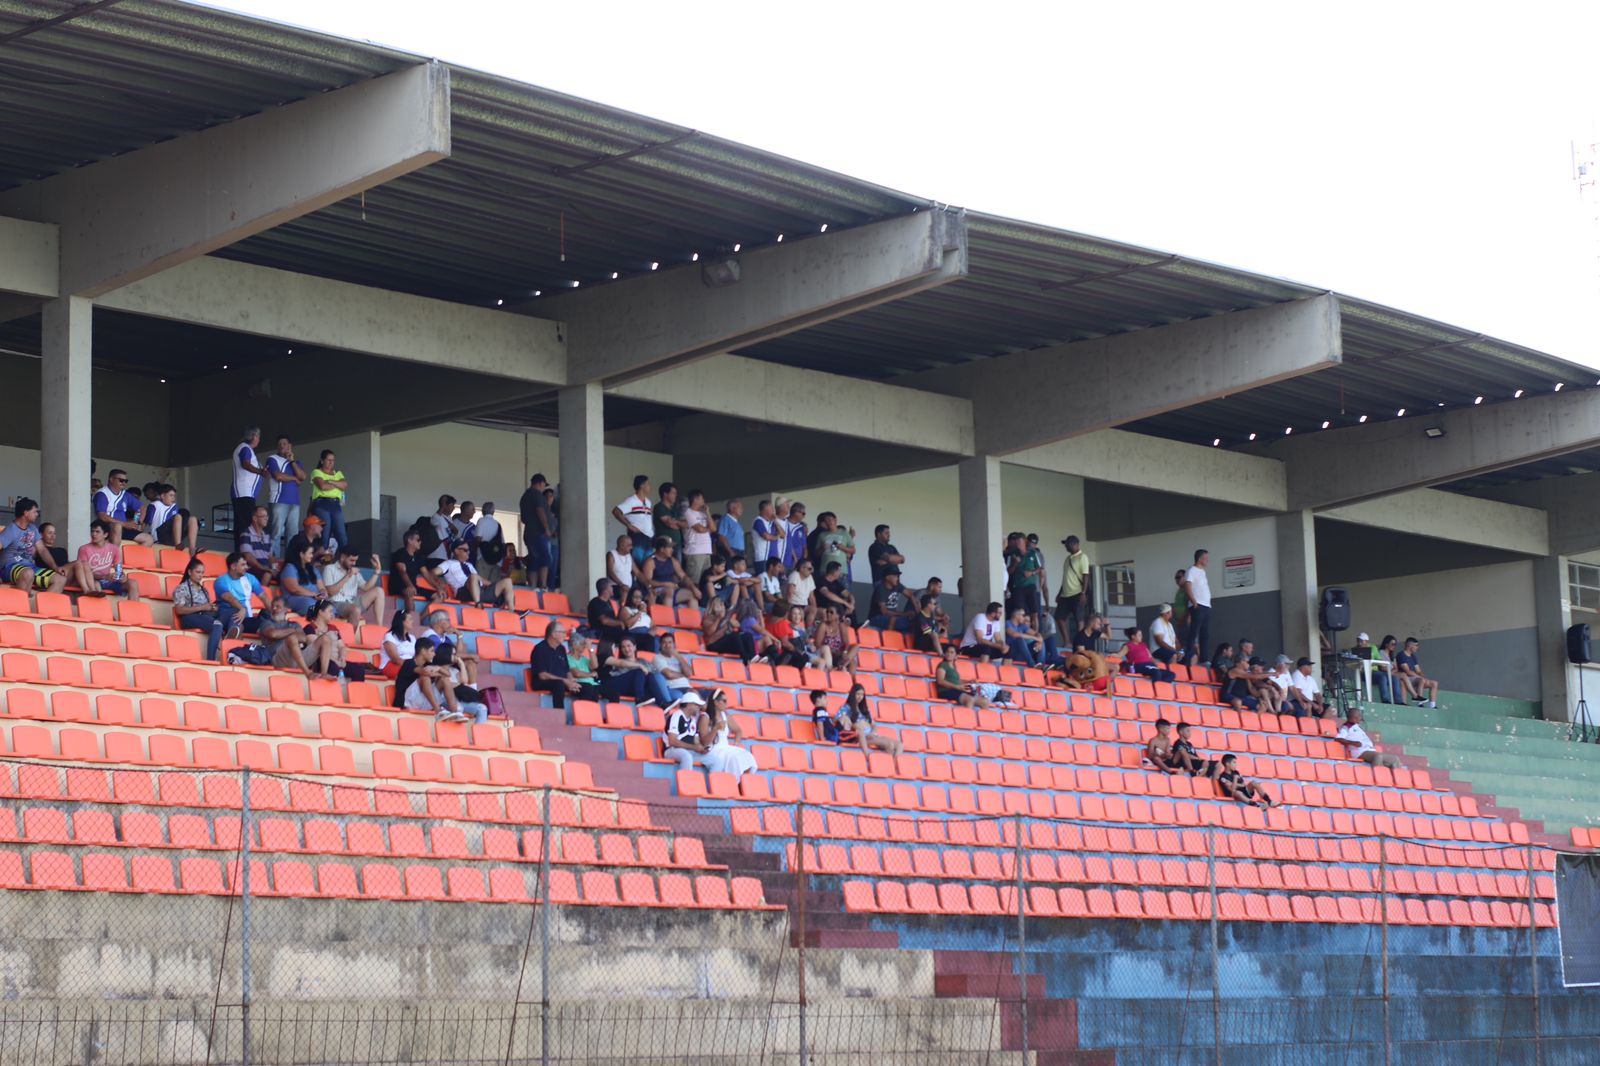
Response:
[1427,700,1436,709]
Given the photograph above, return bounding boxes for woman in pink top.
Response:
[75,520,139,600]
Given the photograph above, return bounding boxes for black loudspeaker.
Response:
[1568,623,1592,666]
[1320,587,1351,633]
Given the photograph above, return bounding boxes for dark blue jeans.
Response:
[1006,636,1038,666]
[869,614,914,632]
[309,499,347,554]
[180,612,224,661]
[1184,604,1211,664]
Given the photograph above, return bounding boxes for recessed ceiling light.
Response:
[495,298,503,306]
[650,262,659,271]
[1555,382,1565,392]
[1358,415,1368,423]
[691,252,699,262]
[1514,389,1524,398]
[1248,432,1257,441]
[532,290,542,297]
[1284,427,1293,435]
[159,378,166,384]
[776,234,784,242]
[222,364,228,370]
[1474,396,1483,405]
[820,223,829,233]
[1211,438,1220,447]
[732,243,742,252]
[1396,408,1406,417]
[1321,420,1330,429]
[610,272,619,280]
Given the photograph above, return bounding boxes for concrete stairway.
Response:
[1362,690,1600,840]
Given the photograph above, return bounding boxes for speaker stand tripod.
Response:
[1572,666,1594,744]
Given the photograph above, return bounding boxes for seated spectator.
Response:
[529,620,596,708]
[142,484,199,556]
[1148,604,1180,665]
[1334,707,1400,768]
[1059,648,1111,692]
[1,498,67,593]
[377,608,420,681]
[920,577,952,640]
[702,596,758,665]
[1214,642,1263,713]
[1172,722,1219,778]
[1121,627,1175,682]
[815,560,855,622]
[36,522,69,570]
[172,555,224,661]
[867,567,915,632]
[912,593,944,655]
[699,554,738,608]
[1072,612,1109,653]
[727,554,758,601]
[1270,654,1300,715]
[680,489,713,587]
[298,515,330,562]
[620,585,657,652]
[1144,718,1179,771]
[812,606,856,673]
[1291,656,1327,717]
[394,637,477,724]
[92,471,142,546]
[436,541,515,608]
[933,644,991,708]
[698,689,757,779]
[757,556,786,612]
[419,609,479,688]
[767,604,821,670]
[277,540,324,616]
[1370,634,1402,704]
[302,600,353,679]
[835,684,902,755]
[588,578,627,644]
[238,506,276,582]
[786,558,818,627]
[1215,754,1277,808]
[1209,642,1235,685]
[649,632,696,700]
[566,632,603,689]
[645,536,700,606]
[322,546,387,625]
[1395,637,1440,708]
[1005,608,1044,667]
[597,635,673,706]
[958,601,1008,661]
[734,597,780,662]
[1236,640,1285,714]
[257,598,319,677]
[388,528,438,605]
[75,521,138,600]
[662,690,711,771]
[607,533,641,597]
[214,551,266,639]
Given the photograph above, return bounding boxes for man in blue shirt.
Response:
[2,498,68,593]
[214,551,266,638]
[1395,638,1441,708]
[715,498,746,558]
[265,434,306,558]
[782,502,809,570]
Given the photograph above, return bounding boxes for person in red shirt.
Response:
[1121,626,1173,682]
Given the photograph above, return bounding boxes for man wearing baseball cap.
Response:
[1055,535,1091,635]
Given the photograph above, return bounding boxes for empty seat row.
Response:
[1,653,393,708]
[840,880,1559,927]
[0,588,155,626]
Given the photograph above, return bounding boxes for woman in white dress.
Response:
[697,688,757,779]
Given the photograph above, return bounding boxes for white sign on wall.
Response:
[1223,555,1256,589]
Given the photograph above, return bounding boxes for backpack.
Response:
[480,524,506,565]
[411,515,442,558]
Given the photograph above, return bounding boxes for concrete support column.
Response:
[958,455,1004,622]
[1275,509,1319,668]
[347,431,384,556]
[40,296,91,550]
[1532,554,1575,723]
[558,383,606,600]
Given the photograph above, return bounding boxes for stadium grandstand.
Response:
[2,0,1600,1062]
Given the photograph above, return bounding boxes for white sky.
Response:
[212,0,1600,371]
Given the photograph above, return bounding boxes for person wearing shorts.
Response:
[141,484,199,556]
[1,498,67,593]
[75,521,140,600]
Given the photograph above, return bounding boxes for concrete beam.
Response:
[1006,428,1287,511]
[0,64,450,297]
[98,256,564,385]
[0,217,57,299]
[1472,470,1600,557]
[1319,488,1549,557]
[1277,387,1600,511]
[606,354,973,455]
[545,209,968,385]
[913,294,1341,455]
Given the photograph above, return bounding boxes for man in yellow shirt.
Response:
[1054,535,1091,634]
[308,449,349,555]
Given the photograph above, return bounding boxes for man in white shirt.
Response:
[322,545,388,625]
[1289,656,1326,718]
[611,475,654,565]
[607,533,640,594]
[1181,549,1212,665]
[428,495,458,562]
[750,498,782,565]
[1148,603,1180,665]
[231,427,266,550]
[1334,707,1399,768]
[473,502,507,584]
[786,558,817,627]
[959,601,1008,662]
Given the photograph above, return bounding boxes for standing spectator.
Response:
[75,521,138,600]
[238,506,275,582]
[519,474,554,589]
[214,551,265,639]
[452,501,480,564]
[1121,627,1174,682]
[1181,549,1212,665]
[1054,535,1092,633]
[277,541,324,616]
[715,499,746,559]
[867,567,915,632]
[1395,638,1441,708]
[1005,607,1044,667]
[611,475,655,565]
[142,484,200,556]
[607,534,641,597]
[265,434,306,557]
[93,470,143,546]
[750,499,782,566]
[782,502,809,569]
[653,482,685,559]
[474,503,507,585]
[644,536,699,606]
[1005,532,1044,623]
[427,495,459,565]
[1149,604,1180,665]
[172,556,224,661]
[701,597,758,664]
[786,558,818,627]
[597,635,673,707]
[867,524,904,584]
[2,499,66,593]
[1171,569,1191,654]
[543,486,561,588]
[231,428,266,548]
[959,601,1008,661]
[322,545,387,625]
[681,488,713,586]
[649,632,696,700]
[1334,707,1401,768]
[813,513,855,578]
[307,450,349,555]
[377,609,420,680]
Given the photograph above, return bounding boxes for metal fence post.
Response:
[795,801,807,1066]
[1528,843,1541,1066]
[239,767,252,1066]
[1013,813,1028,1066]
[1207,825,1220,1066]
[540,785,552,1066]
[1380,837,1390,1066]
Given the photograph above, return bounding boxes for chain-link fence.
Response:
[0,756,1588,1065]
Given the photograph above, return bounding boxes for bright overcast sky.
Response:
[212,0,1600,372]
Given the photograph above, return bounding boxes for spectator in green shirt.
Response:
[652,482,685,557]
